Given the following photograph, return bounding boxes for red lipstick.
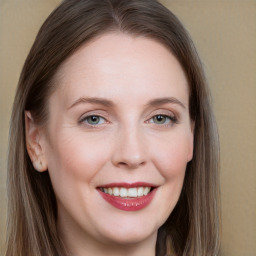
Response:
[97,182,157,211]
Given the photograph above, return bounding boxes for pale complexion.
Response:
[26,33,194,256]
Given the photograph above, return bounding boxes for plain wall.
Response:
[0,0,255,255]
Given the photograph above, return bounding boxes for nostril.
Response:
[117,160,145,169]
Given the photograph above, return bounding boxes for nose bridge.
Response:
[112,121,147,169]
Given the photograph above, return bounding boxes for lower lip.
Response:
[98,188,157,211]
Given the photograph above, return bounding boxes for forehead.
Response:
[52,32,189,106]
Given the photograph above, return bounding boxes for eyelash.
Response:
[79,113,178,128]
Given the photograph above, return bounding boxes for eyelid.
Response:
[79,109,110,120]
[147,109,179,120]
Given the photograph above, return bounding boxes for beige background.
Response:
[0,0,255,255]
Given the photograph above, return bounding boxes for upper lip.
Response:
[97,182,157,188]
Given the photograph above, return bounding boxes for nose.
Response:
[111,126,147,169]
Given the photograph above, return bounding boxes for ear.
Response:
[25,111,48,172]
[187,121,195,162]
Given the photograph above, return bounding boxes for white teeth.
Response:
[113,187,119,196]
[137,187,144,197]
[128,188,137,197]
[101,186,152,197]
[120,188,127,197]
[143,187,150,195]
[108,188,113,195]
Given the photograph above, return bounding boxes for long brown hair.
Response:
[6,0,220,255]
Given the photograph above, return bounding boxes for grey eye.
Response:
[152,115,168,124]
[148,114,177,125]
[84,115,105,125]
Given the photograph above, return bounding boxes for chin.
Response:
[102,230,156,246]
[96,217,159,246]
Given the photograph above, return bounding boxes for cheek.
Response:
[157,142,187,196]
[45,131,110,185]
[151,131,191,179]
[148,131,191,222]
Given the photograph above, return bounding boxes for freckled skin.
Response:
[39,33,194,256]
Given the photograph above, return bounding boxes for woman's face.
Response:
[38,33,193,252]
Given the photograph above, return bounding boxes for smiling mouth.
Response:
[99,186,153,198]
[98,184,157,211]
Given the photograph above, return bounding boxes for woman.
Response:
[5,0,221,255]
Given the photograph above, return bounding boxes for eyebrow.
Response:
[147,97,186,109]
[68,97,114,109]
[68,96,186,109]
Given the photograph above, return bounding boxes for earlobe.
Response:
[25,111,48,172]
[32,160,48,172]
